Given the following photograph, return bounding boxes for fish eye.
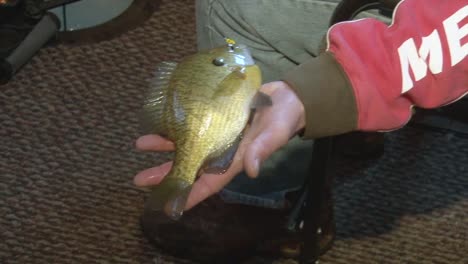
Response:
[212,57,226,66]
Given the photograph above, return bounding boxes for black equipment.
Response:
[0,1,81,85]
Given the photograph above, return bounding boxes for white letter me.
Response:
[398,5,468,94]
[444,5,468,67]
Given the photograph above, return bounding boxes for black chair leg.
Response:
[286,136,336,263]
[301,137,336,263]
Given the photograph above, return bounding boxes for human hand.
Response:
[134,81,306,210]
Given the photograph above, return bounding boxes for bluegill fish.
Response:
[141,42,271,219]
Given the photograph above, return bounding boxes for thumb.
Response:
[244,124,291,178]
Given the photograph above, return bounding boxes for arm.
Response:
[134,0,467,209]
[283,0,468,138]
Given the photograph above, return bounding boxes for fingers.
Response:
[185,174,223,210]
[133,161,173,186]
[136,134,175,151]
[242,81,306,178]
[185,164,243,210]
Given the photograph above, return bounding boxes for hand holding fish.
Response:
[134,81,305,212]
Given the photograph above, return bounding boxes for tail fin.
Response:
[145,177,192,220]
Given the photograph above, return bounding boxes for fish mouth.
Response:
[226,45,255,66]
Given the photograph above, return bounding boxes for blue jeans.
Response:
[195,0,385,208]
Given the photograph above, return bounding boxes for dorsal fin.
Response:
[140,61,178,136]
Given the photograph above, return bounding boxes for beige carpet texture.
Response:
[1,1,467,263]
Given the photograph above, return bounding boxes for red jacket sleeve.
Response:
[283,0,468,138]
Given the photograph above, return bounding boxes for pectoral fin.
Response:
[247,91,273,124]
[250,91,272,109]
[203,135,242,174]
[140,61,178,136]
